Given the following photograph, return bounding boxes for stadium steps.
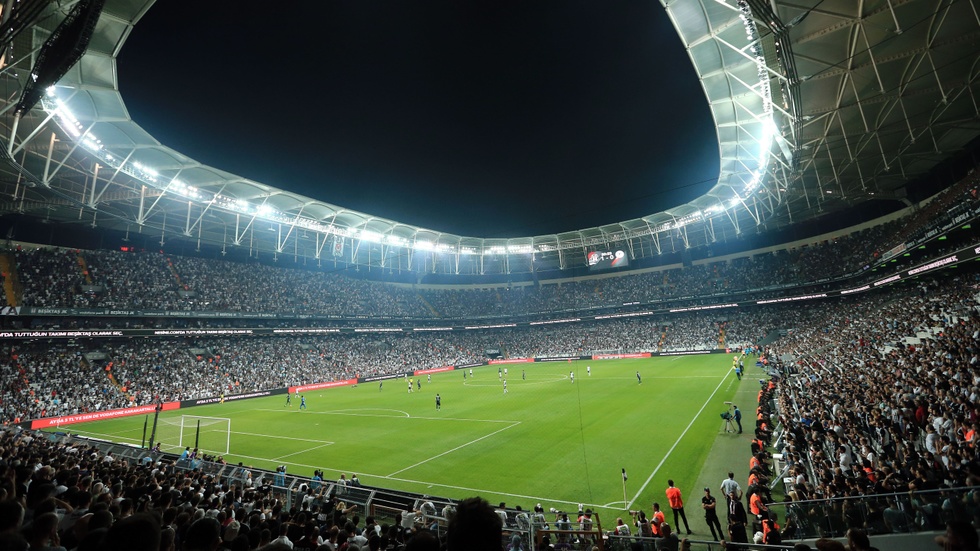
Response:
[755,329,783,348]
[0,253,23,306]
[102,361,135,402]
[165,256,185,289]
[416,293,441,317]
[77,254,93,285]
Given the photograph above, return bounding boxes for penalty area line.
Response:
[627,370,732,509]
[272,442,335,462]
[386,421,521,477]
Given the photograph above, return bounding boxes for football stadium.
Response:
[0,1,978,550]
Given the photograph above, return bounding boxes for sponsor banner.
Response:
[0,306,21,316]
[592,353,652,360]
[273,328,342,335]
[656,350,717,356]
[0,330,125,339]
[291,379,358,393]
[30,401,181,429]
[881,243,907,261]
[360,373,405,383]
[455,362,485,369]
[414,366,454,375]
[182,388,284,407]
[488,358,534,364]
[535,356,591,362]
[152,329,254,337]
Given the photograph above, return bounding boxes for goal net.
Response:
[155,415,231,455]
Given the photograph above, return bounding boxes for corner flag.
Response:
[622,468,628,481]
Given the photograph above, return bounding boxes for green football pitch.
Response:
[57,356,741,519]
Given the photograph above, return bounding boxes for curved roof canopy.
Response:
[0,0,977,275]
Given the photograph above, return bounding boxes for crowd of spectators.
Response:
[3,177,980,545]
[2,309,770,423]
[5,175,979,321]
[2,267,978,548]
[6,266,974,428]
[759,273,980,537]
[0,426,477,551]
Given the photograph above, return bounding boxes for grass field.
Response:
[58,356,741,520]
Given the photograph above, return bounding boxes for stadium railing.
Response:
[765,486,976,540]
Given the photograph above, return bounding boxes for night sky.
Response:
[116,1,719,238]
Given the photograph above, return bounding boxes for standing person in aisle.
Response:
[665,479,692,535]
[701,488,723,542]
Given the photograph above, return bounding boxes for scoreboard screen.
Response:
[587,249,629,272]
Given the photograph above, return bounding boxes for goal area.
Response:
[155,415,231,455]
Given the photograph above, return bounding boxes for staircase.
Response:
[0,253,23,306]
[101,360,134,403]
[165,256,185,289]
[416,293,441,317]
[77,254,93,284]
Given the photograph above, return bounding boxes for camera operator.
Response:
[632,510,652,538]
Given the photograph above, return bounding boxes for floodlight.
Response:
[359,230,382,243]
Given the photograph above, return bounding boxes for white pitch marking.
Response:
[233,430,333,444]
[256,408,410,419]
[627,370,732,509]
[386,421,521,477]
[67,429,141,444]
[68,427,332,447]
[259,408,516,424]
[272,442,334,461]
[463,376,566,388]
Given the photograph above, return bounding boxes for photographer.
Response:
[632,510,652,538]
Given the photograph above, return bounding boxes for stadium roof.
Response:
[0,0,977,275]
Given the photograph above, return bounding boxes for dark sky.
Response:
[116,1,718,238]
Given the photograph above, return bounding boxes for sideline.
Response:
[626,370,732,509]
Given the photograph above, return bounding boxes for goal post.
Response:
[157,415,231,455]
